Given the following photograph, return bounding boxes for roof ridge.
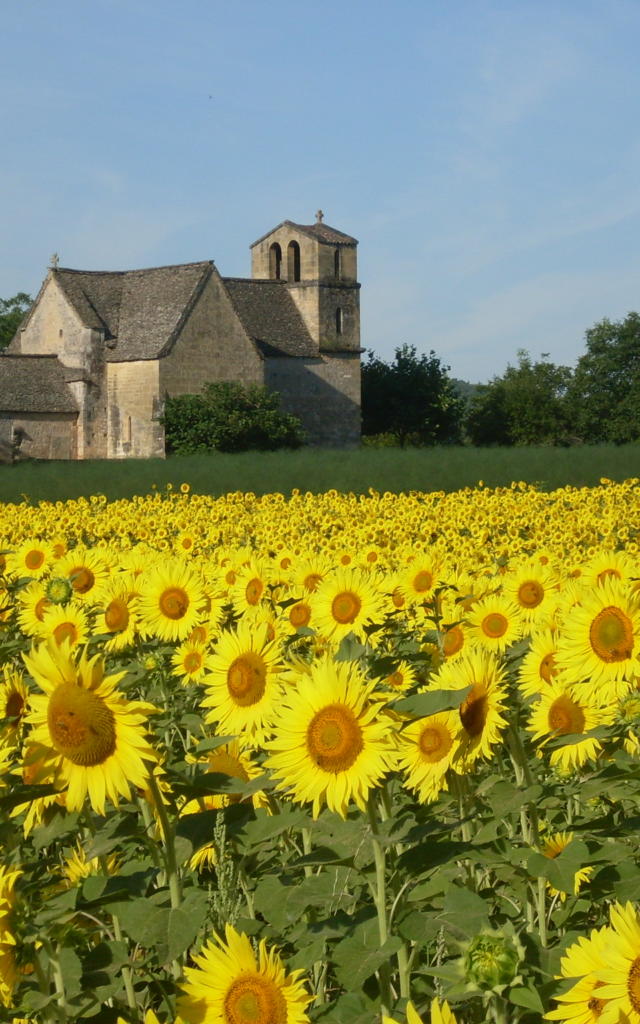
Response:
[54,260,215,277]
[222,276,286,285]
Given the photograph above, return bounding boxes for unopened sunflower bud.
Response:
[45,577,73,605]
[464,933,519,989]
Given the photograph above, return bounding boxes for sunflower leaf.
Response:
[509,985,544,1012]
[393,686,472,718]
[333,934,402,988]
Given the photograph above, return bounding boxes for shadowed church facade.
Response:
[0,213,361,459]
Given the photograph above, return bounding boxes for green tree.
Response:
[0,292,32,349]
[162,381,305,454]
[465,351,573,446]
[361,344,464,446]
[567,313,640,443]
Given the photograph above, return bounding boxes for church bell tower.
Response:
[250,211,360,353]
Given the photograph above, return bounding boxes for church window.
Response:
[269,243,282,279]
[124,416,132,443]
[336,307,343,335]
[334,248,341,279]
[288,241,301,282]
[59,328,63,337]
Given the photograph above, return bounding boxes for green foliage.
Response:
[465,350,573,446]
[161,381,305,454]
[4,444,640,504]
[567,312,640,443]
[362,344,464,446]
[0,292,32,349]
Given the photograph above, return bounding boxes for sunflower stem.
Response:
[147,768,182,910]
[47,942,68,1022]
[302,826,327,1003]
[367,791,392,1017]
[536,875,548,948]
[492,993,509,1024]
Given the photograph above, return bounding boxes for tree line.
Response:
[2,292,639,448]
[363,313,640,446]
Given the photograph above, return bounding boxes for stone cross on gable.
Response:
[315,209,324,223]
[49,253,60,269]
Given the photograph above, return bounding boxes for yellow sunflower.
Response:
[11,744,66,835]
[182,741,268,869]
[583,549,637,589]
[555,578,640,698]
[40,602,90,649]
[281,595,315,635]
[397,553,442,606]
[428,648,508,767]
[380,659,418,693]
[230,558,273,618]
[61,840,119,886]
[0,864,21,1008]
[178,923,312,1024]
[93,574,140,652]
[0,668,29,740]
[4,538,53,579]
[171,639,213,685]
[466,593,524,653]
[383,999,457,1024]
[311,567,387,643]
[397,708,463,803]
[55,547,109,603]
[23,642,158,814]
[202,621,283,742]
[289,553,335,595]
[502,559,559,626]
[15,581,50,638]
[540,831,593,900]
[595,902,640,1023]
[137,558,207,642]
[527,685,613,771]
[518,629,560,699]
[264,658,396,818]
[545,925,611,1022]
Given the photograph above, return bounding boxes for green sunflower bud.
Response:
[142,652,163,673]
[464,932,519,989]
[45,577,73,605]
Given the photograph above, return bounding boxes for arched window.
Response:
[334,248,341,279]
[269,243,282,280]
[336,307,343,335]
[287,240,301,282]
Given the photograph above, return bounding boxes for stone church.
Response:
[0,213,361,459]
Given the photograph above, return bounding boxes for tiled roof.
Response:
[51,262,213,360]
[0,355,78,413]
[251,220,358,248]
[223,278,317,357]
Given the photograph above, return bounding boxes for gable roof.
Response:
[251,219,358,248]
[48,262,214,360]
[222,278,316,357]
[0,355,78,413]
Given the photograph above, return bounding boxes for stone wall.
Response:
[159,271,264,396]
[106,361,164,458]
[265,352,361,446]
[12,275,86,359]
[0,413,77,460]
[13,278,108,458]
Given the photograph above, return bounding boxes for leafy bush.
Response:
[362,344,464,447]
[162,382,305,454]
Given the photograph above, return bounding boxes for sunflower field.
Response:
[2,479,640,1024]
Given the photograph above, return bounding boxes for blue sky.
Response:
[3,0,640,382]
